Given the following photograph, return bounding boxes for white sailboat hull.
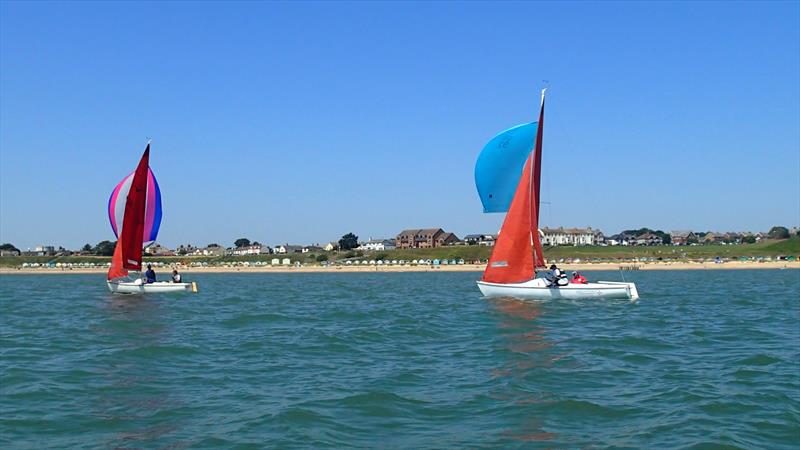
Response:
[107,280,196,294]
[477,277,639,301]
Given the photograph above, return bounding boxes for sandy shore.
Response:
[1,261,797,275]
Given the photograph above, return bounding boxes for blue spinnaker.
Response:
[474,122,537,213]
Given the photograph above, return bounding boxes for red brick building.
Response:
[395,228,460,249]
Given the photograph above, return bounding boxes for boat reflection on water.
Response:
[489,297,559,443]
[92,295,183,447]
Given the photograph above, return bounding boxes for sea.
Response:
[1,269,798,449]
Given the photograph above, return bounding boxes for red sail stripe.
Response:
[481,152,535,283]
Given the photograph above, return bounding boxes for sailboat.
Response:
[106,143,197,294]
[474,90,639,301]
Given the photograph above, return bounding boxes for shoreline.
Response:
[1,261,797,275]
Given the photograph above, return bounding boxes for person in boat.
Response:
[571,271,588,284]
[545,264,567,287]
[171,269,182,283]
[144,264,156,283]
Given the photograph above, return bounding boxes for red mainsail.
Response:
[482,93,546,283]
[107,145,150,280]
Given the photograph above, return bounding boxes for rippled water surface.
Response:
[1,270,798,448]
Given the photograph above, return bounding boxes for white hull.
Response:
[477,277,639,301]
[107,280,197,294]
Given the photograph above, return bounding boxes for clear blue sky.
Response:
[1,1,798,250]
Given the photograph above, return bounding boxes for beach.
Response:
[1,260,797,275]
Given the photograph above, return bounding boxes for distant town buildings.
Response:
[3,224,795,261]
[395,228,460,249]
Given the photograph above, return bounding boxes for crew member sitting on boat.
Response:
[145,264,156,283]
[571,271,588,284]
[171,269,182,283]
[546,264,568,287]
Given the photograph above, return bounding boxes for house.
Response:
[670,231,696,245]
[541,227,598,246]
[396,228,451,249]
[359,239,396,251]
[193,246,226,257]
[435,232,460,246]
[479,235,498,246]
[145,243,173,256]
[324,242,338,252]
[302,245,323,253]
[463,234,497,246]
[274,244,303,254]
[0,249,20,256]
[464,234,483,245]
[231,245,270,256]
[175,244,198,255]
[635,232,663,246]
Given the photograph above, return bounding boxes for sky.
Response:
[1,1,798,250]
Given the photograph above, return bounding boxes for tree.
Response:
[0,243,20,252]
[315,254,329,262]
[234,238,251,248]
[742,235,756,244]
[339,233,359,251]
[768,226,790,239]
[81,243,92,252]
[207,243,220,248]
[252,241,261,246]
[93,240,116,256]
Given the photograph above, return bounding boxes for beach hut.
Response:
[282,258,291,265]
[433,259,440,266]
[271,258,280,265]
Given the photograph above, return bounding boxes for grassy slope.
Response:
[2,237,797,268]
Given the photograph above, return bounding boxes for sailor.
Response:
[546,264,564,287]
[144,264,156,283]
[171,269,182,283]
[571,271,588,284]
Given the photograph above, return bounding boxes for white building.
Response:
[540,227,599,246]
[231,245,270,256]
[359,239,396,251]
